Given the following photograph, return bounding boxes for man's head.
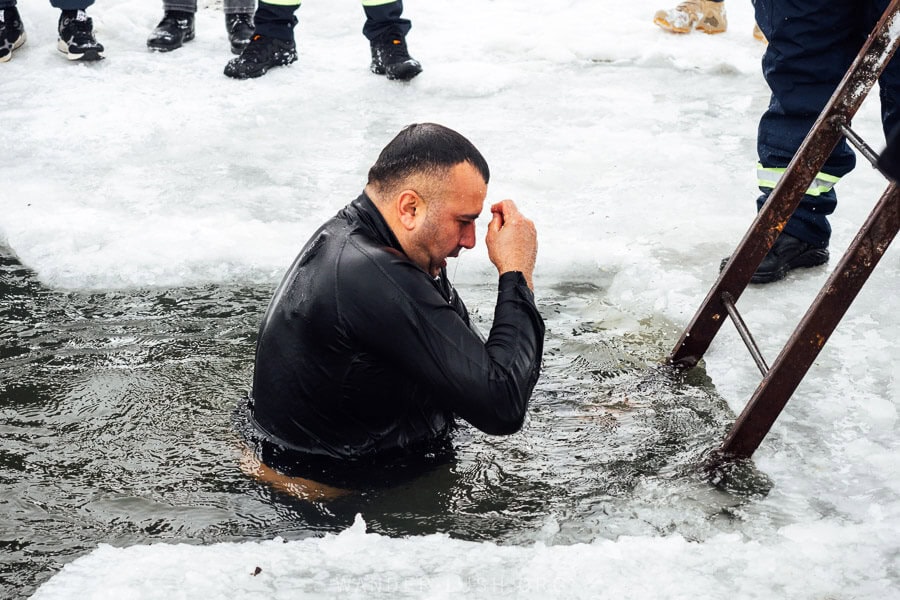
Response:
[365,124,490,277]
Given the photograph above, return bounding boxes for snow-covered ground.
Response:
[4,0,899,598]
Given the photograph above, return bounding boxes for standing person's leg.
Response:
[51,0,103,61]
[749,0,862,282]
[148,0,197,52]
[0,0,26,63]
[224,0,298,79]
[364,0,421,81]
[869,0,900,141]
[253,0,297,41]
[224,0,255,55]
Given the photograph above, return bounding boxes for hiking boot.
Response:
[653,0,700,34]
[370,30,422,81]
[57,9,104,61]
[0,7,26,63]
[226,12,254,55]
[720,233,829,284]
[224,33,296,79]
[147,11,195,52]
[696,0,727,34]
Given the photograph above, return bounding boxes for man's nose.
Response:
[460,224,476,249]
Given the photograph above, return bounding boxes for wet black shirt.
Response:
[245,193,545,466]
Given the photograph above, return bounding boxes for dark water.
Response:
[0,245,767,599]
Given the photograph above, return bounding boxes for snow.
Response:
[3,0,899,598]
[26,514,900,600]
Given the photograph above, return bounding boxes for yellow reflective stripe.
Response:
[361,0,397,5]
[757,164,840,197]
[757,165,785,190]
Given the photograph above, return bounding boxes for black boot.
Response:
[224,33,296,79]
[370,29,421,81]
[58,9,104,61]
[226,12,254,55]
[720,233,829,284]
[0,7,26,63]
[147,11,195,52]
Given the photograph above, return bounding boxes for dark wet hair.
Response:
[367,123,490,191]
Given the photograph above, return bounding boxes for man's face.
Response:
[409,162,487,278]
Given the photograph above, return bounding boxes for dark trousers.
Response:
[0,1,94,8]
[255,0,410,42]
[754,0,900,247]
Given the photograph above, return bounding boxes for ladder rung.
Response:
[840,123,881,167]
[721,292,770,377]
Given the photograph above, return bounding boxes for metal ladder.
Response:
[667,0,900,460]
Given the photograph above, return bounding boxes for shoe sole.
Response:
[147,31,195,53]
[385,60,422,81]
[224,55,296,79]
[653,16,693,34]
[57,39,104,61]
[750,248,829,284]
[0,32,26,63]
[371,60,422,81]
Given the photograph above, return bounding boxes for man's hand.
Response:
[485,199,537,290]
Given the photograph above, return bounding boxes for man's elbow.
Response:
[476,409,526,436]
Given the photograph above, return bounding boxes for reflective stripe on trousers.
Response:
[756,164,840,197]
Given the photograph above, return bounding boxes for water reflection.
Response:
[0,248,768,599]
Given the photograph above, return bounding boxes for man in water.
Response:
[240,123,544,490]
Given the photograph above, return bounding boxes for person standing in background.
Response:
[734,0,900,283]
[147,1,255,55]
[223,0,421,80]
[0,0,104,62]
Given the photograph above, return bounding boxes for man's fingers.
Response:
[488,210,504,233]
[491,199,519,215]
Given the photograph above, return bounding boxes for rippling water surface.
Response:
[0,246,767,598]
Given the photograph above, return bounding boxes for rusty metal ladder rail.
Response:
[666,0,900,461]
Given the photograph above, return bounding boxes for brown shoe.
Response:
[696,0,727,34]
[653,0,701,34]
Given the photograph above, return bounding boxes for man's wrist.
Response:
[499,270,534,291]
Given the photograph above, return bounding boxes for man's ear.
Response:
[396,189,422,231]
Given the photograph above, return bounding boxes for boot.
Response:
[57,9,104,61]
[224,33,296,79]
[226,12,254,55]
[695,0,727,35]
[147,11,195,52]
[369,29,421,81]
[653,0,700,34]
[0,7,26,63]
[720,233,829,284]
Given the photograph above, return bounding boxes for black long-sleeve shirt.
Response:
[242,192,544,473]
